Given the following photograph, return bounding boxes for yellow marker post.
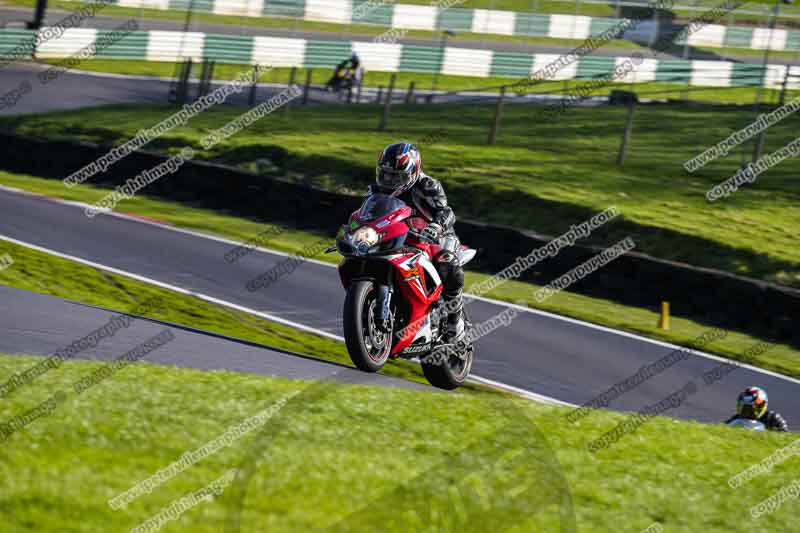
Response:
[659,301,670,330]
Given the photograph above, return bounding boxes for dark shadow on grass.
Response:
[190,142,799,289]
[224,381,577,533]
[208,144,372,192]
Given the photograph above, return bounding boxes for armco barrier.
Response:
[5,28,800,89]
[56,0,800,51]
[0,131,797,349]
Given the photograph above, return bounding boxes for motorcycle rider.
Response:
[371,142,465,344]
[725,386,789,432]
[325,52,363,95]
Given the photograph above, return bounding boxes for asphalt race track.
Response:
[0,284,427,389]
[0,63,593,117]
[1,187,799,427]
[2,2,777,116]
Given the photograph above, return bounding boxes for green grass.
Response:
[5,0,800,32]
[0,235,447,387]
[3,100,799,289]
[2,170,799,379]
[0,351,798,532]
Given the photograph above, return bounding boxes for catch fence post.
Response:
[779,67,790,105]
[248,65,260,106]
[617,99,636,166]
[405,81,416,104]
[378,73,396,131]
[209,61,216,93]
[178,58,192,105]
[198,60,215,98]
[487,85,506,145]
[197,59,209,99]
[284,66,297,118]
[302,69,312,105]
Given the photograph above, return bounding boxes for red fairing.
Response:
[389,252,443,355]
[337,204,414,290]
[378,219,408,241]
[336,201,444,356]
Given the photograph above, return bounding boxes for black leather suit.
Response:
[372,172,464,334]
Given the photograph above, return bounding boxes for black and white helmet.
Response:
[375,142,422,195]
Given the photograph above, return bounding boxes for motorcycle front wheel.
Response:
[343,280,392,372]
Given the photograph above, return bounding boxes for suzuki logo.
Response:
[403,266,421,280]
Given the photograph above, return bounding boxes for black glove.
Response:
[763,411,789,432]
[420,223,442,243]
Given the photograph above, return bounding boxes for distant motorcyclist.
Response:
[325,53,363,95]
[347,52,363,84]
[370,142,465,343]
[726,386,788,432]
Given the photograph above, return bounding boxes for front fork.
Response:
[375,284,393,328]
[374,262,396,333]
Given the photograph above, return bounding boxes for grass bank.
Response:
[0,351,797,532]
[0,233,441,386]
[2,101,798,289]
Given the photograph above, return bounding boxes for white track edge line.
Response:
[466,376,577,407]
[0,185,336,267]
[465,294,800,386]
[0,234,344,342]
[3,185,799,386]
[0,233,569,405]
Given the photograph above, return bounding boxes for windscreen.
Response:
[357,193,406,221]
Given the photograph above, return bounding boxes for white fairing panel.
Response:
[417,254,442,288]
[411,315,433,344]
[457,248,476,266]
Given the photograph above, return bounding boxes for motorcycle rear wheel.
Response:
[343,280,392,372]
[420,308,474,390]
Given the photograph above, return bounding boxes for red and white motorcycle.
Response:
[330,193,476,389]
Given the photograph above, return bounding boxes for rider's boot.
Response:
[443,290,465,344]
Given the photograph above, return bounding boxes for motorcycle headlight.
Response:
[352,227,379,254]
